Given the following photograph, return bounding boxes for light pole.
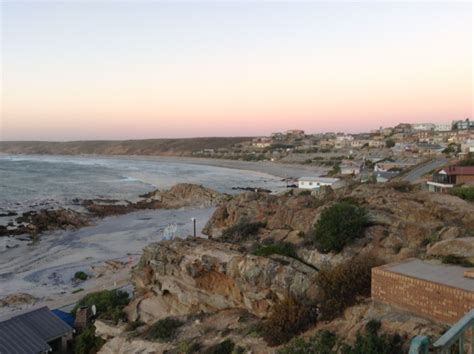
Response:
[191,217,196,237]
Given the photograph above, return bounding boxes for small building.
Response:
[286,129,305,138]
[372,258,474,324]
[340,160,361,175]
[427,166,474,193]
[375,170,400,183]
[412,123,436,131]
[0,306,74,353]
[252,137,272,148]
[298,176,339,189]
[452,118,473,131]
[434,123,452,132]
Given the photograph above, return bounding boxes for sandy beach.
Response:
[0,208,214,315]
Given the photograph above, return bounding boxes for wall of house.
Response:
[371,267,474,324]
[456,175,474,184]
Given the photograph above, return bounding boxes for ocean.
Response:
[0,154,285,217]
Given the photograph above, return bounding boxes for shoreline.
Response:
[0,153,329,179]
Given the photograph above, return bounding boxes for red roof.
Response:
[440,166,474,176]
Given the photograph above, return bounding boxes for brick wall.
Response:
[372,267,474,324]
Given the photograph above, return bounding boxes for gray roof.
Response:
[0,320,50,354]
[0,306,73,354]
[383,258,474,292]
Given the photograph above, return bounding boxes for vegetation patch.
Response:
[341,320,404,354]
[73,271,88,281]
[448,187,474,202]
[252,242,298,258]
[441,255,474,267]
[72,289,130,323]
[316,256,379,320]
[389,181,413,193]
[312,202,368,253]
[221,220,267,243]
[203,339,236,354]
[145,317,184,342]
[261,297,318,346]
[73,325,105,354]
[278,320,404,354]
[459,153,474,166]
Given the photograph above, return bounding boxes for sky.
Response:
[0,1,472,141]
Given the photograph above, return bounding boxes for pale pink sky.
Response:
[1,1,472,140]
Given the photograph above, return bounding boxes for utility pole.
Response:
[191,218,196,237]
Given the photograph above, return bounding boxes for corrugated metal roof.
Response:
[0,306,73,354]
[0,320,50,354]
[11,306,73,342]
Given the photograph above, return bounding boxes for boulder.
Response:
[127,238,318,323]
[427,238,474,262]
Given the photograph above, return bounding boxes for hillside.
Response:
[0,137,251,156]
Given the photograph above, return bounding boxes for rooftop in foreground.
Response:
[380,258,474,292]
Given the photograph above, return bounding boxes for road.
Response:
[402,158,448,183]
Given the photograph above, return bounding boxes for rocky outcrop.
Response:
[84,183,224,217]
[203,191,324,240]
[427,238,474,262]
[203,184,474,269]
[127,238,318,323]
[0,209,89,237]
[0,293,37,307]
[98,309,269,354]
[140,183,225,209]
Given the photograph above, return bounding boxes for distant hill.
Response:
[0,137,252,156]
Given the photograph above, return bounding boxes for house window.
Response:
[309,182,313,186]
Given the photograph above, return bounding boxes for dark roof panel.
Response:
[11,306,73,342]
[0,319,50,354]
[0,306,73,354]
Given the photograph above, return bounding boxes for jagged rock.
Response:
[84,183,224,217]
[438,226,462,240]
[0,209,89,237]
[202,191,322,240]
[141,183,225,209]
[95,320,128,339]
[0,293,37,307]
[127,238,318,323]
[427,238,474,262]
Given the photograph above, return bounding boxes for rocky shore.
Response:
[0,184,225,238]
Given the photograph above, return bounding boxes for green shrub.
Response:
[441,255,474,267]
[203,339,235,354]
[341,320,404,354]
[221,220,266,243]
[73,271,88,281]
[459,153,474,166]
[72,289,130,323]
[278,321,404,354]
[448,187,474,202]
[262,297,318,346]
[316,256,378,320]
[385,139,395,148]
[390,181,413,193]
[312,202,368,253]
[145,317,184,342]
[252,242,297,258]
[278,330,339,354]
[298,189,312,196]
[73,325,105,354]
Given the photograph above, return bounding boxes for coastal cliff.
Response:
[94,182,473,353]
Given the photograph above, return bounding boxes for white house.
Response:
[434,123,452,132]
[298,177,339,189]
[412,123,435,131]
